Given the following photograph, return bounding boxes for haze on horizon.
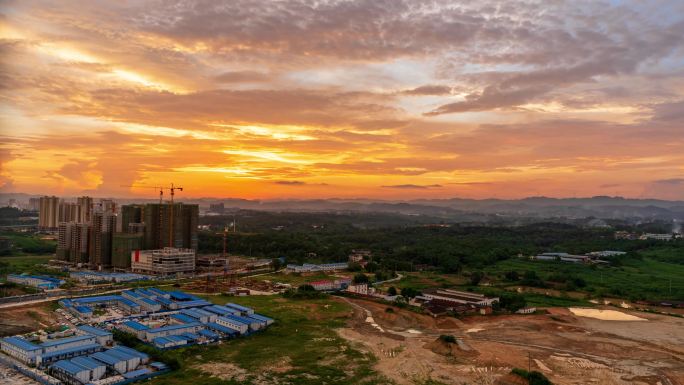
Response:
[1,0,683,200]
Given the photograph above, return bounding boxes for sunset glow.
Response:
[1,1,683,200]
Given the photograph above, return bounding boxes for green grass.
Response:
[254,272,349,286]
[0,232,56,255]
[0,255,65,277]
[146,295,390,385]
[483,258,684,300]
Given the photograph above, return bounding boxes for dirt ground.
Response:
[0,302,59,336]
[337,298,684,385]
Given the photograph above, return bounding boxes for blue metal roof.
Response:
[225,303,252,312]
[104,348,136,361]
[1,337,41,351]
[118,297,139,308]
[169,291,193,301]
[180,332,200,341]
[123,290,141,298]
[122,368,152,379]
[152,337,173,346]
[146,322,201,334]
[51,360,88,375]
[147,288,168,297]
[41,335,94,348]
[91,351,125,366]
[42,343,102,360]
[198,329,219,339]
[205,322,239,335]
[71,356,105,370]
[175,299,212,308]
[155,297,173,306]
[123,321,149,331]
[77,325,111,337]
[171,314,197,324]
[72,295,121,304]
[75,306,92,314]
[222,314,253,325]
[250,313,274,323]
[165,335,187,343]
[192,308,215,317]
[110,346,149,360]
[203,305,238,316]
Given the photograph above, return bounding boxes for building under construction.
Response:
[131,247,195,276]
[111,233,143,269]
[119,203,198,251]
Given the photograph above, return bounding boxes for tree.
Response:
[504,270,520,281]
[470,271,484,286]
[353,273,370,284]
[347,262,362,272]
[400,287,421,298]
[387,286,397,296]
[271,258,282,271]
[498,292,526,312]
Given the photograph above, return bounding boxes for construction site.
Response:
[337,297,684,385]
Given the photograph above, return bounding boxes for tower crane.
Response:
[121,183,185,248]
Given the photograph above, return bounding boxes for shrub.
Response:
[439,334,457,344]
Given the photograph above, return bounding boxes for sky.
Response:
[1,0,683,200]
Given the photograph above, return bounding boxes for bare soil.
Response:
[337,297,684,385]
[0,302,58,336]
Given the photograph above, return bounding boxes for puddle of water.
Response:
[466,328,484,333]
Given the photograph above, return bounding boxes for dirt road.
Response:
[336,297,684,385]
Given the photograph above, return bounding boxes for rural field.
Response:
[132,292,684,385]
[145,294,388,385]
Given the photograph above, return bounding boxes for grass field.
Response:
[0,255,63,277]
[146,295,389,385]
[253,271,350,286]
[483,258,684,300]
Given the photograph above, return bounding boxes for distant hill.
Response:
[3,193,682,224]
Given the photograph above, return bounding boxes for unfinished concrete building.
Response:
[131,247,195,276]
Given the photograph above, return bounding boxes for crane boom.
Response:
[122,183,185,248]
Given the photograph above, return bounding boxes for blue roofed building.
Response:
[225,303,254,315]
[71,356,106,381]
[76,325,113,345]
[144,322,204,341]
[0,337,42,365]
[50,359,91,384]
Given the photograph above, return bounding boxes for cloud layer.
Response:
[1,0,683,199]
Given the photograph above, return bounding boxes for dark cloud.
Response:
[654,178,684,185]
[401,85,452,96]
[381,184,442,189]
[272,180,328,186]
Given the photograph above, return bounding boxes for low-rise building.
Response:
[131,247,196,276]
[285,262,348,273]
[421,289,499,307]
[7,274,65,290]
[534,252,590,263]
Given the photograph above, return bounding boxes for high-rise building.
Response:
[58,202,79,223]
[70,223,90,263]
[39,196,60,229]
[89,212,116,267]
[142,203,198,251]
[117,204,143,233]
[98,199,116,214]
[28,197,40,211]
[57,221,90,263]
[56,222,72,261]
[111,233,143,269]
[77,196,93,223]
